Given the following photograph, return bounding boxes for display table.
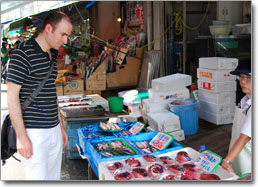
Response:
[60,94,128,160]
[98,147,238,180]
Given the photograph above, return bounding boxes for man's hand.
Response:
[17,135,33,160]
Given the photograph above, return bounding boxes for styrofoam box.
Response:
[198,90,236,104]
[198,79,236,93]
[167,129,185,141]
[199,57,238,70]
[199,110,234,125]
[197,68,236,81]
[147,110,181,132]
[98,147,238,180]
[149,88,189,102]
[200,100,236,115]
[152,73,192,92]
[140,99,169,123]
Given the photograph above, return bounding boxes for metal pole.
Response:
[183,1,187,74]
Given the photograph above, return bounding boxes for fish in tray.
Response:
[135,141,158,154]
[100,122,122,131]
[96,142,110,151]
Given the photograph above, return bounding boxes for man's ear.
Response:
[45,24,53,33]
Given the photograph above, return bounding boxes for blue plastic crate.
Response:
[77,122,147,158]
[64,118,107,159]
[77,124,115,158]
[87,137,142,174]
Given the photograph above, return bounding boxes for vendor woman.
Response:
[221,61,252,177]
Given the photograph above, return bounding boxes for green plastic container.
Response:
[107,96,124,113]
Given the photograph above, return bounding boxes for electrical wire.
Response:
[84,1,211,50]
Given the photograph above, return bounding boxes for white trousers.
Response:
[24,124,63,180]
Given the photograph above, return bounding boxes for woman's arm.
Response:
[222,134,251,173]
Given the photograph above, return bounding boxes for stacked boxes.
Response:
[197,57,238,125]
[141,73,192,141]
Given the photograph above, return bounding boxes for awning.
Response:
[2,1,93,38]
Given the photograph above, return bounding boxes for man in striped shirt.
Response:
[6,11,73,180]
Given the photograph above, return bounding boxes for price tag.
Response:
[149,132,174,150]
[195,150,222,173]
[129,122,145,134]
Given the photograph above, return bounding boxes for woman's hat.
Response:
[230,60,251,76]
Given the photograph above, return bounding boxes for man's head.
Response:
[41,11,73,50]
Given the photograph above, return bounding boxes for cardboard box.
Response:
[56,86,64,96]
[84,90,102,96]
[58,69,68,78]
[85,60,106,90]
[136,48,144,59]
[64,79,84,95]
[57,61,65,70]
[107,56,141,88]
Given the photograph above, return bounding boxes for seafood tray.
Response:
[99,147,238,180]
[87,137,142,176]
[128,131,183,155]
[77,122,148,159]
[77,124,115,158]
[58,94,91,103]
[60,105,105,118]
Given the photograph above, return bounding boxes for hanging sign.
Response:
[195,150,222,173]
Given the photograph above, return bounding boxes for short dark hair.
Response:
[41,11,72,32]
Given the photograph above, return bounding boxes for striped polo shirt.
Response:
[6,37,59,128]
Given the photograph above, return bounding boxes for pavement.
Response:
[0,83,95,181]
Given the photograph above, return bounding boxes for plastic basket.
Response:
[169,99,200,136]
[107,96,124,113]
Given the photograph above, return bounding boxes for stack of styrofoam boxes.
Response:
[142,73,192,141]
[197,57,238,125]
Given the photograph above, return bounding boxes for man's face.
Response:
[47,18,73,50]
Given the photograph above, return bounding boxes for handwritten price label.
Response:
[195,150,222,173]
[129,122,145,134]
[149,132,174,150]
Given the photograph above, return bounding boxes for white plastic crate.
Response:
[198,90,236,104]
[167,129,185,141]
[197,68,236,81]
[199,100,236,115]
[198,79,236,93]
[199,57,238,70]
[152,73,192,92]
[147,110,181,132]
[199,110,234,125]
[148,88,189,102]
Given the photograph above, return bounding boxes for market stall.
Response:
[76,123,238,180]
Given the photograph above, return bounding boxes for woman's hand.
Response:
[221,160,236,174]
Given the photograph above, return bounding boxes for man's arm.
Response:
[57,101,68,148]
[7,81,33,159]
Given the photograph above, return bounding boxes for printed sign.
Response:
[200,72,213,79]
[195,150,222,173]
[149,132,174,150]
[129,122,145,134]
